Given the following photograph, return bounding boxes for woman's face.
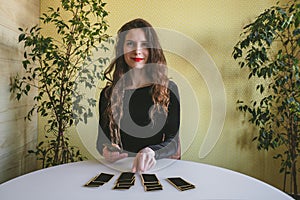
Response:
[123,28,149,69]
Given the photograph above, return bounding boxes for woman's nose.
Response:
[134,44,142,55]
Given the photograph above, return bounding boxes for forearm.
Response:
[96,123,111,155]
[148,134,179,159]
[97,87,111,156]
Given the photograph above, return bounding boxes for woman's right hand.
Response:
[102,145,128,163]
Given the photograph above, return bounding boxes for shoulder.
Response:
[100,85,111,96]
[168,80,178,89]
[168,80,180,103]
[99,85,112,103]
[168,80,179,95]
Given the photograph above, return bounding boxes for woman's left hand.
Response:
[132,147,156,173]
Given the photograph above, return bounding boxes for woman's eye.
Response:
[126,41,134,47]
[141,42,149,48]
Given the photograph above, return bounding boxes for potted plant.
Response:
[10,0,112,168]
[233,0,299,198]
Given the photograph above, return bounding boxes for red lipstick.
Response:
[133,57,143,62]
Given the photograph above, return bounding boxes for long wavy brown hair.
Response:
[103,18,170,148]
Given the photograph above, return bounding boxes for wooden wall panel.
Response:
[0,0,39,31]
[0,0,39,183]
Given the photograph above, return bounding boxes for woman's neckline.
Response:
[124,83,153,90]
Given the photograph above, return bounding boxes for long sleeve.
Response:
[96,87,111,155]
[148,81,180,159]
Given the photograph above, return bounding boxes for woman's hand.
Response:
[102,145,128,163]
[132,147,156,173]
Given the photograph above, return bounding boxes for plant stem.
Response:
[283,164,287,192]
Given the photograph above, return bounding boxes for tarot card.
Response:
[84,173,114,187]
[166,177,195,191]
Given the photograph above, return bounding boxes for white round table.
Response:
[0,158,293,200]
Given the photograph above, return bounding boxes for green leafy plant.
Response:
[10,0,112,168]
[233,0,300,196]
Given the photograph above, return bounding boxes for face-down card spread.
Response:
[141,174,163,191]
[113,172,135,190]
[84,173,114,187]
[166,177,195,191]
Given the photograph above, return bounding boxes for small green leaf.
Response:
[18,33,25,42]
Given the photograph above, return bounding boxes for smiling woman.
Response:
[73,0,288,194]
[123,28,149,69]
[96,18,181,173]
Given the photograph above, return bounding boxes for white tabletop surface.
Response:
[0,158,293,200]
